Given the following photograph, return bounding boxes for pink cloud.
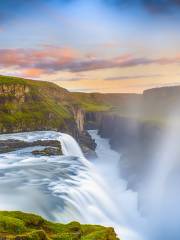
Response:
[1,46,180,77]
[22,68,46,78]
[0,46,78,68]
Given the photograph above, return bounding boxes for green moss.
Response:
[13,230,48,240]
[0,75,73,132]
[0,216,27,234]
[0,211,119,240]
[0,75,27,85]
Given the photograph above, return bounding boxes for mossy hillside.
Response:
[2,75,179,132]
[0,211,119,240]
[0,75,116,133]
[74,89,180,127]
[72,92,111,112]
[0,76,74,133]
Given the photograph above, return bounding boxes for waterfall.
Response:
[0,129,179,239]
[59,133,84,158]
[56,130,145,240]
[0,130,145,240]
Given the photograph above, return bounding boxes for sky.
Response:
[1,0,180,93]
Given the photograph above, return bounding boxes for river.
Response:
[0,130,179,240]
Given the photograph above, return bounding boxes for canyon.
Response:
[1,75,180,186]
[1,75,180,239]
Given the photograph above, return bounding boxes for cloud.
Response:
[22,68,46,78]
[35,55,180,73]
[68,87,101,92]
[55,77,83,82]
[0,46,78,77]
[131,81,180,89]
[104,74,163,81]
[0,47,77,66]
[102,0,180,15]
[1,46,180,77]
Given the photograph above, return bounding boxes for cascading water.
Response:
[0,129,179,240]
[59,133,84,158]
[0,130,144,240]
[58,131,145,240]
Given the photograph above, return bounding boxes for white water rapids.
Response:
[0,130,179,239]
[0,130,144,240]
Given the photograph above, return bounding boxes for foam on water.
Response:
[0,130,145,240]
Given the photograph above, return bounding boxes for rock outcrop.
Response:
[0,139,62,155]
[32,147,62,156]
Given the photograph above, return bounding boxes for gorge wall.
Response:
[0,76,81,135]
[0,76,97,156]
[1,75,180,177]
[84,86,180,188]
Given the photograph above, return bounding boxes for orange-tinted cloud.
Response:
[22,68,46,77]
[1,47,180,77]
[0,46,78,68]
[104,74,163,81]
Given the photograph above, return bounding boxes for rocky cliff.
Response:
[0,76,74,133]
[1,75,180,173]
[0,76,104,156]
[83,86,180,187]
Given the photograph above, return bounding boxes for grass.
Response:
[0,75,74,133]
[0,75,114,133]
[72,93,111,112]
[0,211,119,240]
[1,74,178,132]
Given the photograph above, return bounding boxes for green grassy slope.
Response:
[0,211,119,240]
[0,76,75,133]
[73,87,180,127]
[72,92,141,113]
[0,76,112,133]
[72,92,112,112]
[1,75,180,132]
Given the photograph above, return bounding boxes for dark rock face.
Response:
[79,131,97,150]
[85,111,163,188]
[85,112,103,130]
[79,131,97,158]
[98,114,162,188]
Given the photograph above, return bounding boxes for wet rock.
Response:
[79,131,96,150]
[32,147,62,156]
[81,145,97,159]
[0,139,61,154]
[79,131,97,158]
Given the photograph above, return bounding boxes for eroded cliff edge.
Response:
[82,86,180,188]
[0,76,100,157]
[1,75,180,183]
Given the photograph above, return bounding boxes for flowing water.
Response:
[0,130,145,240]
[0,130,179,240]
